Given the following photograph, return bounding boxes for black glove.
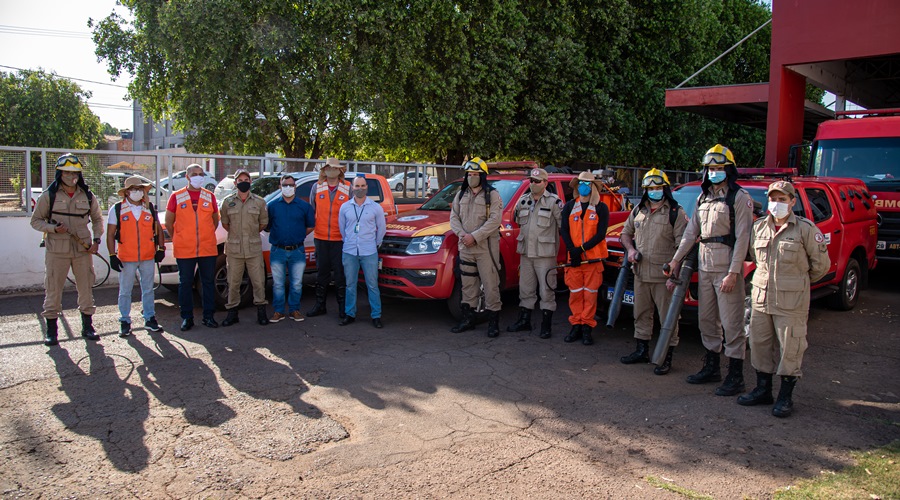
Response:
[569,248,582,268]
[155,249,165,263]
[109,255,123,272]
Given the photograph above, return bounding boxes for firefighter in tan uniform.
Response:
[31,154,104,346]
[619,169,688,375]
[668,144,754,396]
[507,168,562,338]
[450,157,503,337]
[220,169,270,327]
[737,180,830,418]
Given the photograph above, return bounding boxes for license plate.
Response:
[876,240,886,250]
[607,288,634,305]
[378,257,383,270]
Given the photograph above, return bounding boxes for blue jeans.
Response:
[343,252,381,319]
[177,256,217,320]
[270,246,306,314]
[118,259,156,323]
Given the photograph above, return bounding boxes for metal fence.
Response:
[0,146,466,216]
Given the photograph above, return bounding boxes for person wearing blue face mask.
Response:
[667,144,754,397]
[619,169,688,374]
[560,171,610,346]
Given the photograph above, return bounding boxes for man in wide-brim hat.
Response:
[107,176,166,337]
[560,171,610,346]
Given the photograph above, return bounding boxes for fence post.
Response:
[24,148,32,215]
[40,150,47,192]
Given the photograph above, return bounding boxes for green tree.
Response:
[0,69,102,149]
[92,0,393,161]
[101,122,120,136]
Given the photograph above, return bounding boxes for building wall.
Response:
[132,100,186,152]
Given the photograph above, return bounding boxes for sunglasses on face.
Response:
[529,178,544,183]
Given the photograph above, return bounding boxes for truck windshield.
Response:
[420,180,523,211]
[811,138,900,184]
[672,185,768,218]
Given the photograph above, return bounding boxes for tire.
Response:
[395,183,404,192]
[829,258,860,311]
[448,278,464,321]
[205,183,217,191]
[212,253,252,310]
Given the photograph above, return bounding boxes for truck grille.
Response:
[380,236,410,255]
[878,211,900,238]
[379,266,437,287]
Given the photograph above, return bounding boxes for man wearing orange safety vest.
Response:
[107,176,166,337]
[560,171,609,346]
[307,158,352,319]
[165,163,220,331]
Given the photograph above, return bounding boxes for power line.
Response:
[0,64,129,88]
[88,102,134,111]
[0,24,92,39]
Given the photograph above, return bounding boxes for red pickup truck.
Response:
[602,170,878,324]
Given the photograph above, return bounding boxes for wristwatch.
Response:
[93,238,101,244]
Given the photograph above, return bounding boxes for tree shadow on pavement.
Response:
[126,332,236,427]
[47,342,150,472]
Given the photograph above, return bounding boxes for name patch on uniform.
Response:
[181,203,187,209]
[319,194,325,199]
[589,214,597,220]
[229,202,236,207]
[122,215,130,221]
[573,216,580,221]
[144,215,152,221]
[203,202,210,207]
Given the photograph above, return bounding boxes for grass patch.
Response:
[646,475,714,500]
[775,440,900,499]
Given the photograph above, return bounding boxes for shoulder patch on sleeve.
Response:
[814,232,824,243]
[747,199,753,208]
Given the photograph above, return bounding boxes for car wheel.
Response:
[395,183,403,192]
[212,253,252,310]
[829,258,860,311]
[205,183,216,191]
[448,278,464,321]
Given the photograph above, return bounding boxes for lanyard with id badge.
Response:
[353,204,365,233]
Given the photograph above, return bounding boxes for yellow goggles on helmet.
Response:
[463,157,488,174]
[702,152,733,166]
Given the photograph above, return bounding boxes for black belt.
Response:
[273,244,302,251]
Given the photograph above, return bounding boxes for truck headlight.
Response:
[406,235,444,255]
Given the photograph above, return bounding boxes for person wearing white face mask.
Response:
[266,175,315,322]
[739,180,830,418]
[165,163,220,331]
[107,176,166,336]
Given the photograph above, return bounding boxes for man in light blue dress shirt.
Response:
[338,177,386,328]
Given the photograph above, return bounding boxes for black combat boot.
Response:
[451,304,476,333]
[772,376,798,418]
[257,305,269,326]
[737,371,774,406]
[81,313,99,341]
[715,358,746,396]
[506,308,532,332]
[487,310,500,338]
[336,285,347,320]
[621,339,651,364]
[582,325,594,346]
[538,310,553,339]
[306,285,328,317]
[221,308,239,327]
[654,346,675,376]
[564,324,582,343]
[686,349,721,384]
[44,318,59,346]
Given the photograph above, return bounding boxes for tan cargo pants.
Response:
[226,254,268,309]
[43,252,95,318]
[518,256,557,311]
[698,270,746,359]
[748,310,807,377]
[633,279,679,346]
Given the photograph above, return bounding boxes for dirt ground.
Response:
[0,264,898,499]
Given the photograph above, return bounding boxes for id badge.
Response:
[355,223,360,233]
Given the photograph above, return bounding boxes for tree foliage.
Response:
[92,0,774,169]
[0,69,102,149]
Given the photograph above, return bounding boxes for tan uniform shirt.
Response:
[514,190,562,258]
[31,187,104,255]
[622,200,688,283]
[450,188,503,249]
[220,192,269,257]
[674,185,754,273]
[749,213,831,317]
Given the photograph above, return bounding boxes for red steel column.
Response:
[765,67,806,168]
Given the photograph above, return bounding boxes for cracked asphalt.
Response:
[0,265,898,499]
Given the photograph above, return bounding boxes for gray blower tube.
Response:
[606,252,640,328]
[652,244,699,366]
